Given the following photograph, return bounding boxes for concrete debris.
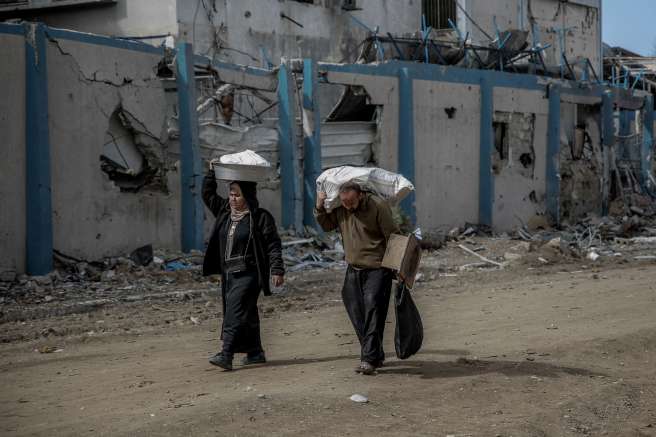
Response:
[457,244,506,269]
[280,230,345,273]
[512,212,656,262]
[349,394,368,403]
[503,252,524,262]
[130,245,154,267]
[447,223,493,241]
[0,232,349,324]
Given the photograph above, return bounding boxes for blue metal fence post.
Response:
[175,42,204,252]
[24,22,53,275]
[479,78,494,227]
[398,68,416,224]
[601,91,615,216]
[617,109,633,161]
[545,84,561,225]
[277,61,301,230]
[302,59,322,229]
[642,96,654,188]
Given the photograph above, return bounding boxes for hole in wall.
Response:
[520,153,533,168]
[529,190,538,203]
[100,108,162,193]
[493,121,508,160]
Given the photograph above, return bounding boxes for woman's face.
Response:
[229,183,247,210]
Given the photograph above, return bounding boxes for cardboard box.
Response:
[382,233,422,288]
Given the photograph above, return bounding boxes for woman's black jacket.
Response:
[201,172,284,296]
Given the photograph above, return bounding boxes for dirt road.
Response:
[2,257,656,436]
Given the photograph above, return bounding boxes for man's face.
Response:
[339,189,361,211]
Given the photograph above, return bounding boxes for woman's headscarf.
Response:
[230,180,259,213]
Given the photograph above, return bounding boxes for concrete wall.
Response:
[30,0,177,41]
[318,64,608,233]
[0,34,27,276]
[179,0,421,66]
[492,88,549,230]
[413,80,482,231]
[462,0,602,75]
[45,36,181,261]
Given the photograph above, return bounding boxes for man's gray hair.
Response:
[339,181,362,194]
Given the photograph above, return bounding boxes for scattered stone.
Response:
[448,227,461,239]
[349,394,368,403]
[0,270,17,283]
[38,345,63,353]
[587,251,600,262]
[527,215,551,231]
[32,275,52,286]
[130,244,154,267]
[101,270,116,282]
[504,252,523,262]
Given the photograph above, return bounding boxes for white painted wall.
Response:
[45,38,182,261]
[30,0,177,40]
[492,87,549,230]
[178,0,421,66]
[0,34,27,276]
[413,80,482,231]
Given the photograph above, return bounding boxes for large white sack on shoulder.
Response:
[316,166,373,212]
[316,166,414,212]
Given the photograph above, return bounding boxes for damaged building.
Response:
[1,0,655,277]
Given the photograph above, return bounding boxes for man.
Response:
[315,182,399,375]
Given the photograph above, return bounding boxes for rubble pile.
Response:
[430,211,656,272]
[513,212,656,262]
[0,245,211,323]
[0,234,347,322]
[280,229,345,272]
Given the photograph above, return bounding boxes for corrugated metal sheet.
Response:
[320,121,375,169]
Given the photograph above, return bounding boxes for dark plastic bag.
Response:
[394,282,423,359]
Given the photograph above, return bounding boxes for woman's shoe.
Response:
[241,351,267,366]
[209,352,233,370]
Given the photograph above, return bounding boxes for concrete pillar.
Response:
[545,84,561,225]
[175,42,204,252]
[302,59,322,229]
[277,61,302,231]
[398,68,416,224]
[24,22,53,275]
[642,96,654,190]
[601,91,615,216]
[479,78,494,228]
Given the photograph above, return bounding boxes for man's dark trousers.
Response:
[341,266,393,364]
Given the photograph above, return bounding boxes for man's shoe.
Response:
[209,352,233,370]
[355,361,376,375]
[242,352,266,366]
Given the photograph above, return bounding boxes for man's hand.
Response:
[272,275,284,287]
[316,191,327,210]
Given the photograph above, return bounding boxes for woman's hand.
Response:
[272,275,284,287]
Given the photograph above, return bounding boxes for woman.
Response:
[202,164,284,371]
